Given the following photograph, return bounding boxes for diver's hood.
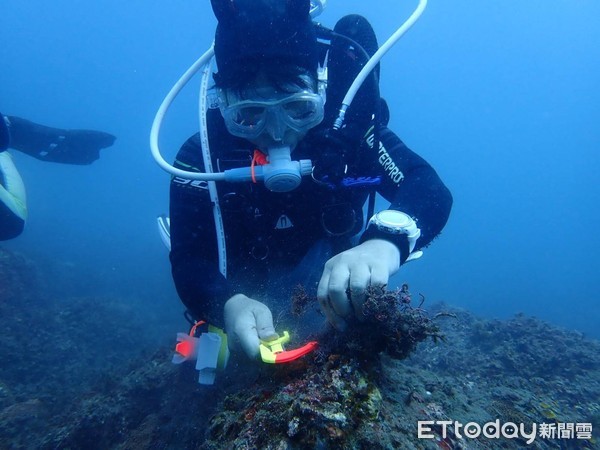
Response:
[211,0,319,87]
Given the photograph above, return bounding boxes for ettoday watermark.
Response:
[418,420,593,445]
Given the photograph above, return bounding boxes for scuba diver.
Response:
[0,112,116,240]
[162,0,452,363]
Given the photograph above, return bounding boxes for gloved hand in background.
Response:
[224,294,278,359]
[6,115,116,165]
[317,239,400,331]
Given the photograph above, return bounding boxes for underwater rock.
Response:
[203,355,385,449]
[0,398,49,449]
[8,304,598,449]
[201,285,445,449]
[0,247,40,303]
[3,261,599,449]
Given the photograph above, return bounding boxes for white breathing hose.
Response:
[198,57,228,278]
[333,0,427,129]
[310,0,327,17]
[150,46,225,181]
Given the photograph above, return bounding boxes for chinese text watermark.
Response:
[418,420,593,445]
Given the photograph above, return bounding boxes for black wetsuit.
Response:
[169,108,453,324]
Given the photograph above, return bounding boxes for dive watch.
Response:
[362,210,422,264]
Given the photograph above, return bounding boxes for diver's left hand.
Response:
[317,239,400,331]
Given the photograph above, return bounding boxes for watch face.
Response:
[377,210,412,228]
[370,210,421,255]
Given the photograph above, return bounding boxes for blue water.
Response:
[1,1,598,338]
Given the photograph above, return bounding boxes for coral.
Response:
[316,285,444,362]
[199,286,446,449]
[203,355,384,449]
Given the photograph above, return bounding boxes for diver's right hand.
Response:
[224,294,278,360]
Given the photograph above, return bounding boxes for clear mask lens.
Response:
[282,98,321,123]
[230,105,267,129]
[220,90,324,140]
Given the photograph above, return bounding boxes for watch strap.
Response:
[360,224,411,265]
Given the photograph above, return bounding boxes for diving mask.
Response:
[218,89,325,141]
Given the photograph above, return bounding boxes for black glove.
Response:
[7,116,116,165]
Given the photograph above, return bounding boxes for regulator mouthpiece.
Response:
[263,146,312,192]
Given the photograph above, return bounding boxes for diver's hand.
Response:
[317,239,400,331]
[224,294,278,359]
